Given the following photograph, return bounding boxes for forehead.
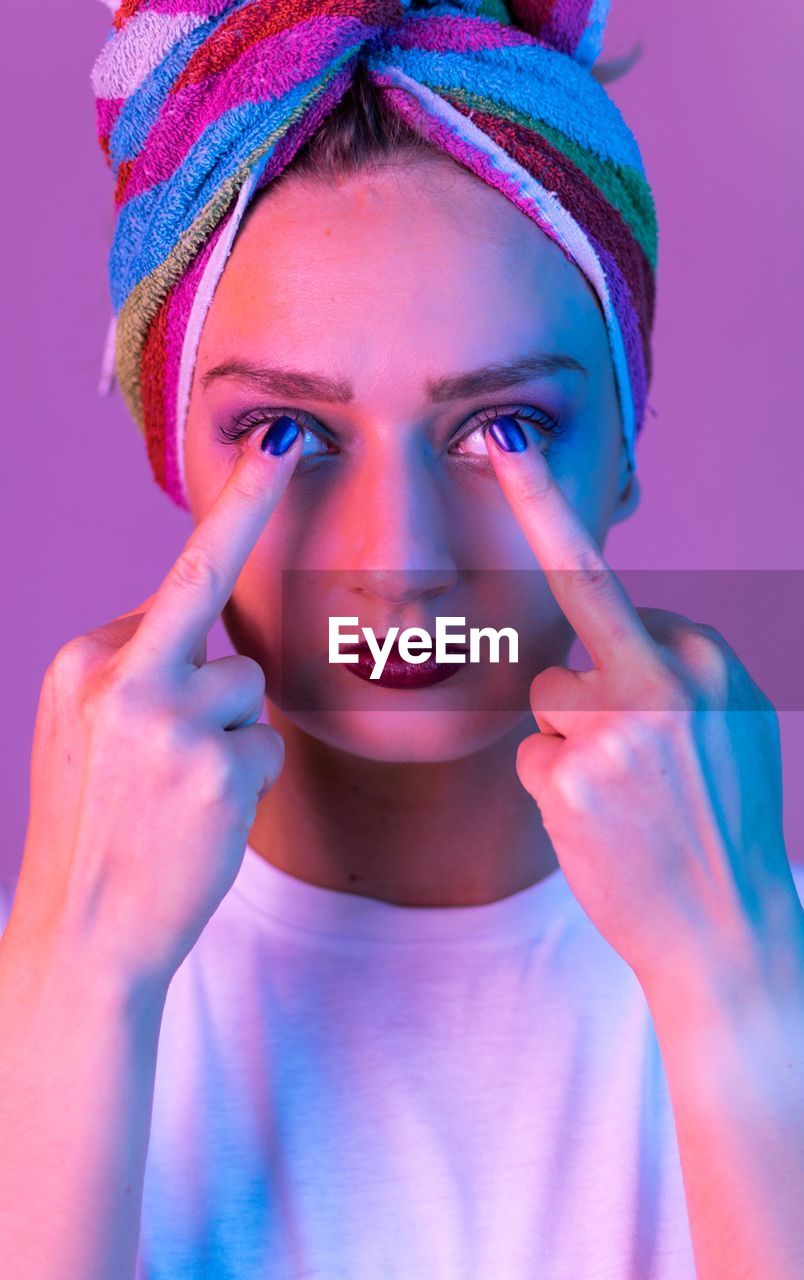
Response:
[195,157,609,390]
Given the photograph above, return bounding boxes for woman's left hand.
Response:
[487,430,803,996]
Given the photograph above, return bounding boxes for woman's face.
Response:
[184,155,638,762]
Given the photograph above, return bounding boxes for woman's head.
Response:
[94,0,657,509]
[181,71,639,762]
[93,0,655,762]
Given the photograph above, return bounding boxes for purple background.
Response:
[2,2,802,879]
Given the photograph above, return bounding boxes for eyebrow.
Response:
[200,351,587,404]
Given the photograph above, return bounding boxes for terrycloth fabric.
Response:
[92,0,657,510]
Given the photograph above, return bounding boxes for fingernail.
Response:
[487,414,528,453]
[260,416,300,456]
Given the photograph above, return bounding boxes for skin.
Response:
[183,154,640,906]
[180,161,804,1275]
[175,150,802,979]
[5,153,801,1280]
[3,161,641,1271]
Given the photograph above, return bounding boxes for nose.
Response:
[337,441,459,607]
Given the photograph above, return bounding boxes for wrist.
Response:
[0,912,171,1026]
[636,912,804,1074]
[637,875,804,1021]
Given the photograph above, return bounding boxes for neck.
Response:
[247,711,560,907]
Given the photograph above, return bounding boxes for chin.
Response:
[270,703,531,764]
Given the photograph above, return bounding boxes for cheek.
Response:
[222,551,285,668]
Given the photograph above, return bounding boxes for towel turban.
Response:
[92,0,657,510]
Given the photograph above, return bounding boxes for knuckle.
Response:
[693,620,724,641]
[678,629,732,697]
[46,636,97,688]
[516,469,554,504]
[202,737,243,783]
[596,724,639,771]
[552,754,593,810]
[529,665,555,703]
[41,638,104,717]
[686,624,726,658]
[170,545,223,596]
[608,713,674,762]
[195,740,239,804]
[262,726,285,775]
[515,734,542,782]
[241,725,285,789]
[132,714,203,780]
[514,478,553,506]
[529,666,578,714]
[228,466,268,505]
[573,551,611,592]
[235,654,267,697]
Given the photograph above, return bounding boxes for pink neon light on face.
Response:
[183,155,639,764]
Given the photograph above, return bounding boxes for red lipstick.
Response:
[342,638,468,690]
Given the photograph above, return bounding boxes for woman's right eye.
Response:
[217,410,337,457]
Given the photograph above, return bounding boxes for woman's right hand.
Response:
[12,426,303,992]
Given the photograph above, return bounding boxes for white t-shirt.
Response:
[2,850,802,1280]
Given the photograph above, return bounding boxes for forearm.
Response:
[642,917,804,1280]
[0,919,169,1280]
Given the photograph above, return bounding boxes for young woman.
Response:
[1,3,802,1278]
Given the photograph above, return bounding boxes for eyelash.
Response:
[218,406,327,448]
[216,403,565,454]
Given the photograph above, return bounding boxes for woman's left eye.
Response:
[450,406,563,457]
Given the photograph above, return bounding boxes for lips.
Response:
[342,638,468,690]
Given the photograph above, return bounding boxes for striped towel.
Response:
[92,0,657,509]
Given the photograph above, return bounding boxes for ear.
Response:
[609,447,641,527]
